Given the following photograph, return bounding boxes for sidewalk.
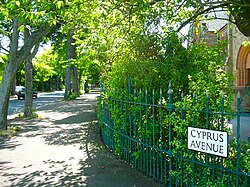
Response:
[0,91,163,187]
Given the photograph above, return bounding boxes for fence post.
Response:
[99,80,105,144]
[205,91,210,184]
[192,92,197,186]
[167,82,173,186]
[220,92,225,183]
[167,82,173,111]
[128,80,133,164]
[236,91,241,187]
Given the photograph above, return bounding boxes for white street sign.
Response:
[188,127,228,157]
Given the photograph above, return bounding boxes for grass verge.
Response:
[0,126,22,138]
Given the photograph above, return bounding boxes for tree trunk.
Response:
[64,29,78,99]
[0,16,19,130]
[0,17,53,129]
[11,77,16,95]
[65,65,72,99]
[0,63,18,130]
[56,76,60,90]
[73,65,80,95]
[23,28,40,118]
[78,70,83,91]
[24,58,33,117]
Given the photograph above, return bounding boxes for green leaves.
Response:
[33,50,58,83]
[19,25,25,32]
[15,1,20,7]
[56,1,64,9]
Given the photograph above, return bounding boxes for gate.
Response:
[98,83,250,186]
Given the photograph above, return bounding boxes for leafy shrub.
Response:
[107,32,189,99]
[99,32,250,186]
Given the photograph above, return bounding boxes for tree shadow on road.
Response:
[0,139,22,150]
[8,120,161,187]
[53,111,97,125]
[7,118,53,138]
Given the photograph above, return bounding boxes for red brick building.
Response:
[190,19,250,112]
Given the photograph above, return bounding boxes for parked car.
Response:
[15,86,25,95]
[16,87,38,100]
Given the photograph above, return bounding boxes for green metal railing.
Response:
[98,83,250,186]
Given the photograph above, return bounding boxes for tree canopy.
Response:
[0,0,78,130]
[0,0,249,130]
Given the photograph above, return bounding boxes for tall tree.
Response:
[65,29,79,99]
[24,56,33,117]
[23,27,40,117]
[0,0,71,130]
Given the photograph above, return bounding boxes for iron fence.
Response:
[98,83,250,187]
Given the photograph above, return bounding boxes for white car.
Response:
[15,86,25,95]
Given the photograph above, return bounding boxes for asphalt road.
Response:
[8,91,64,116]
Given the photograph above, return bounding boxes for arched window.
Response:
[236,45,250,87]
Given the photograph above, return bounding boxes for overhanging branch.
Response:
[18,24,56,64]
[30,43,40,59]
[176,3,228,32]
[200,1,250,7]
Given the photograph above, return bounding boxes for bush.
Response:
[98,32,248,185]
